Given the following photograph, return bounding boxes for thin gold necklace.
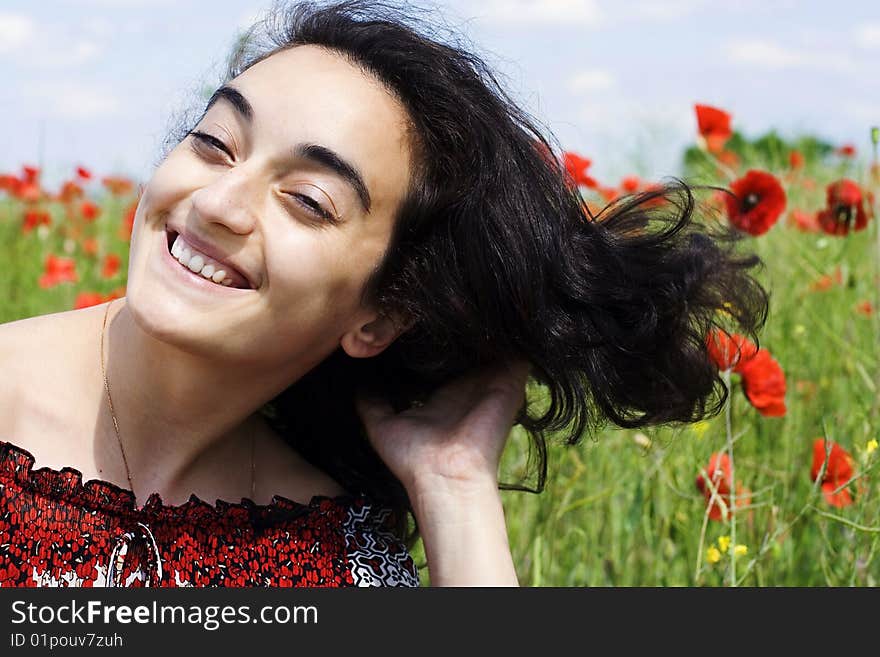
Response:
[99,299,256,507]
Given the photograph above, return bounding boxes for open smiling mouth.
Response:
[164,229,253,290]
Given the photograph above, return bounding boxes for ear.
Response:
[340,311,413,359]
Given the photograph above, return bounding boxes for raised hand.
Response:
[354,358,532,585]
[354,359,532,494]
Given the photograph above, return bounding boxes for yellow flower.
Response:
[867,439,878,455]
[691,421,710,440]
[706,546,721,564]
[717,536,731,554]
[733,544,748,557]
[717,301,735,320]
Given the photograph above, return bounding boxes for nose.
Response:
[190,164,261,235]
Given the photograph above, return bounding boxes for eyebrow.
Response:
[204,85,372,214]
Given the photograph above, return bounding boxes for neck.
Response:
[97,298,321,505]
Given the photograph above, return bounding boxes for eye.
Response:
[189,130,233,160]
[283,182,341,223]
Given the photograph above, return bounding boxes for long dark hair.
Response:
[160,0,768,543]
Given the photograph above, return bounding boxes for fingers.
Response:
[355,359,532,428]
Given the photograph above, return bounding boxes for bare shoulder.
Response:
[0,306,97,446]
[0,305,91,361]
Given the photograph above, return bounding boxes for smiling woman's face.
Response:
[126,45,414,369]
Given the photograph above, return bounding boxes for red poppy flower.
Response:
[697,452,731,496]
[834,144,856,158]
[22,165,40,185]
[22,209,51,234]
[724,170,787,236]
[811,438,855,507]
[817,179,870,236]
[809,266,843,292]
[101,253,121,279]
[73,292,106,309]
[101,175,135,196]
[637,183,667,209]
[856,300,874,316]
[81,238,99,256]
[563,151,598,189]
[80,200,101,222]
[706,329,758,371]
[76,166,92,180]
[694,104,732,153]
[620,176,641,193]
[106,286,126,301]
[14,176,43,202]
[119,200,138,241]
[695,453,751,521]
[789,150,804,170]
[56,180,84,203]
[737,349,786,417]
[706,329,785,417]
[38,254,78,288]
[0,174,20,193]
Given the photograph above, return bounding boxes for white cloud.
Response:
[0,12,35,54]
[854,23,880,49]
[4,15,109,69]
[723,38,859,73]
[568,69,615,93]
[70,40,102,64]
[623,0,707,22]
[23,82,122,120]
[575,96,693,140]
[724,39,804,69]
[24,38,105,68]
[475,0,603,27]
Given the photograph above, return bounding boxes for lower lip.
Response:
[161,229,251,294]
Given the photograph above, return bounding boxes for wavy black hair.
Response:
[159,0,768,543]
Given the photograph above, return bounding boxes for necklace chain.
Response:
[99,300,255,507]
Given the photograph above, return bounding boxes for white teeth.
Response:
[187,254,204,272]
[169,233,234,287]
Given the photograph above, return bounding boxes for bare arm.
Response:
[409,475,518,586]
[356,360,530,586]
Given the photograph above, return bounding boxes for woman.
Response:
[0,0,765,587]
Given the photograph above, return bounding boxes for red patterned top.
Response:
[0,441,420,587]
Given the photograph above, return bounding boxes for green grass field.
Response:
[2,132,877,586]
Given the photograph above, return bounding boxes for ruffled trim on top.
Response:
[0,440,368,526]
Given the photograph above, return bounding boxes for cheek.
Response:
[143,148,203,211]
[266,234,380,320]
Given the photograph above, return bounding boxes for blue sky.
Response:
[3,0,879,188]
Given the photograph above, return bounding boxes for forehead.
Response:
[227,45,413,215]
